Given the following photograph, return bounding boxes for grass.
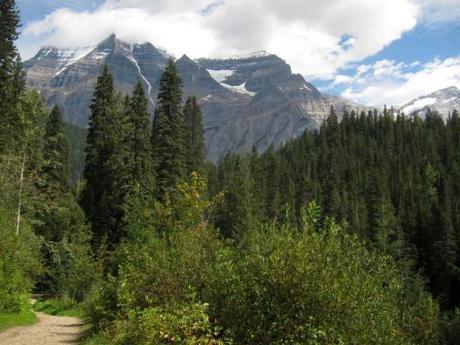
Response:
[33,297,83,318]
[0,309,37,332]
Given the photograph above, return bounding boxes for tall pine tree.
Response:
[124,81,155,194]
[81,65,126,248]
[0,0,24,152]
[151,59,187,198]
[42,105,70,194]
[183,96,205,174]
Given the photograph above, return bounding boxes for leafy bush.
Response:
[203,206,439,345]
[113,302,230,345]
[84,177,440,345]
[0,309,37,332]
[33,296,83,317]
[35,192,99,301]
[0,207,42,313]
[440,309,460,345]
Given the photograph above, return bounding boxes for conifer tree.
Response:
[184,96,205,174]
[125,81,155,193]
[0,0,24,152]
[151,59,187,198]
[42,105,70,194]
[216,154,254,238]
[81,65,126,248]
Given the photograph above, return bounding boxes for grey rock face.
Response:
[25,34,364,161]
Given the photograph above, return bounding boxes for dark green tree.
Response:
[151,59,187,198]
[183,96,205,174]
[42,105,70,194]
[125,81,155,193]
[81,65,126,248]
[216,154,254,239]
[0,0,24,152]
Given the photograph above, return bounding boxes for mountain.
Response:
[25,34,364,161]
[400,86,460,119]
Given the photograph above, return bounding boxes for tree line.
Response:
[209,107,460,311]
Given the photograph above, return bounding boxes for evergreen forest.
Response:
[1,1,460,344]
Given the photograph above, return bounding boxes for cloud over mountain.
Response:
[20,0,423,79]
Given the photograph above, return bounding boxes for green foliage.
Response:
[112,302,230,345]
[35,104,97,301]
[184,96,205,175]
[85,180,440,345]
[0,309,36,332]
[440,309,460,345]
[216,154,254,239]
[41,213,97,302]
[33,297,83,317]
[0,207,42,313]
[152,59,187,199]
[204,204,438,345]
[0,91,46,314]
[212,109,460,313]
[81,65,128,248]
[42,105,70,193]
[0,0,25,153]
[64,122,87,183]
[84,175,228,343]
[123,81,155,195]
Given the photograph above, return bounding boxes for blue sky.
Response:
[16,0,460,106]
[18,0,103,22]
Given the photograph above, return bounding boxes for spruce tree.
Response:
[216,154,254,238]
[81,65,126,248]
[0,0,24,152]
[125,81,155,193]
[184,96,205,174]
[151,59,186,198]
[42,105,70,194]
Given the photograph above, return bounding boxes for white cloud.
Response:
[19,0,422,79]
[419,0,460,25]
[341,56,460,106]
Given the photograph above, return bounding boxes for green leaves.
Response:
[205,213,438,345]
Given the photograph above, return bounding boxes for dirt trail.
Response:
[0,311,83,345]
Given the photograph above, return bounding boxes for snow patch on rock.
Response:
[208,69,235,83]
[221,81,256,97]
[208,69,256,96]
[92,48,112,60]
[441,96,458,104]
[54,46,95,76]
[402,97,437,114]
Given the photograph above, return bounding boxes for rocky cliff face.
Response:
[25,34,364,161]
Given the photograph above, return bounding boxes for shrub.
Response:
[0,207,42,313]
[85,178,440,345]
[203,209,439,344]
[113,302,231,345]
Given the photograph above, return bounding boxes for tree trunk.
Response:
[16,153,26,236]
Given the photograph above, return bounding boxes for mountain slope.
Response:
[25,34,364,161]
[400,86,460,119]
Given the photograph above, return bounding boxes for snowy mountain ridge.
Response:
[400,86,460,119]
[24,34,366,161]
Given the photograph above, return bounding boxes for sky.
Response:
[16,0,460,107]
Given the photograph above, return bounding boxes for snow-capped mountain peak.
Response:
[24,34,365,161]
[400,86,460,119]
[33,46,97,76]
